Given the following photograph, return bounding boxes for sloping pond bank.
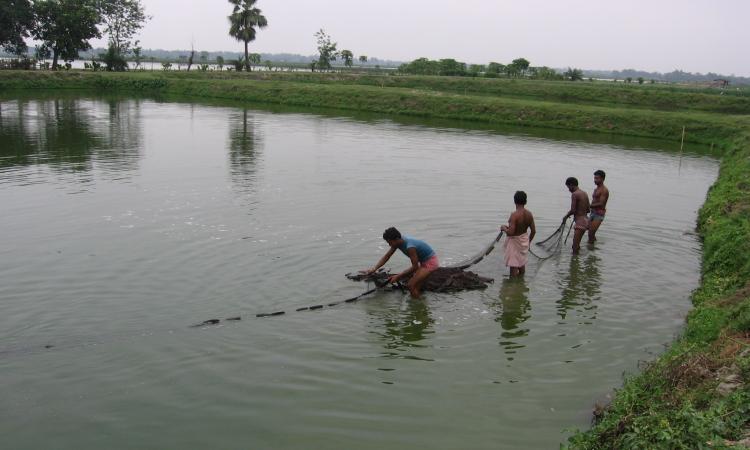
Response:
[1,71,749,447]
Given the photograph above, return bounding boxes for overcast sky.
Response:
[88,0,750,76]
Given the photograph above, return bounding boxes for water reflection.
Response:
[0,98,141,181]
[96,99,142,175]
[556,253,601,323]
[494,277,531,359]
[228,108,262,193]
[367,298,435,359]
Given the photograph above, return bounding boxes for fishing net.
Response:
[346,268,494,292]
[443,230,505,270]
[530,219,571,260]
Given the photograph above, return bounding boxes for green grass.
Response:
[1,69,749,448]
[1,71,746,145]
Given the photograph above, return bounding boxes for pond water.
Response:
[0,93,718,449]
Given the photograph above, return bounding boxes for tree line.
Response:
[1,0,148,70]
[398,57,585,81]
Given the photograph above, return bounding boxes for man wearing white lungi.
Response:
[501,191,536,277]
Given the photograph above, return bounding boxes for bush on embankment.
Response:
[1,70,749,448]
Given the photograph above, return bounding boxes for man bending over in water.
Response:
[588,169,610,243]
[501,191,536,277]
[563,177,590,255]
[361,227,439,298]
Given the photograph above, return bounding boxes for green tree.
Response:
[511,58,530,77]
[216,55,225,70]
[637,76,645,84]
[314,29,338,70]
[487,62,505,76]
[100,44,127,71]
[0,0,35,55]
[200,51,209,63]
[132,41,142,68]
[186,46,195,71]
[438,59,466,76]
[98,0,148,56]
[358,55,367,64]
[228,0,268,72]
[340,49,353,67]
[230,58,244,71]
[33,0,102,70]
[563,67,584,81]
[398,57,439,75]
[533,66,561,80]
[248,52,261,67]
[468,64,486,75]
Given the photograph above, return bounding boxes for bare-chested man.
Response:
[562,177,590,254]
[501,191,536,276]
[588,169,610,243]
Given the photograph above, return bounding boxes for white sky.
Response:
[86,0,750,76]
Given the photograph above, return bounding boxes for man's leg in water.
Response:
[588,219,603,243]
[408,267,432,298]
[572,229,585,254]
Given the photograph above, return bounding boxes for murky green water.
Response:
[0,93,718,449]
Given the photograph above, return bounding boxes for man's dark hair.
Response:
[383,227,401,241]
[594,169,606,179]
[565,177,579,187]
[513,190,527,205]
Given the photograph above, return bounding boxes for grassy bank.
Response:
[0,71,746,145]
[1,70,749,448]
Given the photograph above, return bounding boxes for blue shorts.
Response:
[589,211,605,222]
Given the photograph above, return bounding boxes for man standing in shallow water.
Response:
[501,191,536,277]
[563,177,590,254]
[588,169,609,243]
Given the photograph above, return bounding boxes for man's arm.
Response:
[363,246,397,274]
[529,215,536,243]
[389,248,420,283]
[501,213,517,235]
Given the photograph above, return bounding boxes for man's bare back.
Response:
[571,189,590,218]
[507,209,535,237]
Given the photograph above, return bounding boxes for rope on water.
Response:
[189,283,403,327]
[190,229,503,328]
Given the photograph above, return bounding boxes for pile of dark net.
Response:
[346,268,493,292]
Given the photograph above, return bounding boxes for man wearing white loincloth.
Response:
[501,191,536,277]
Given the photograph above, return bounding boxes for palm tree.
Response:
[228,0,267,72]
